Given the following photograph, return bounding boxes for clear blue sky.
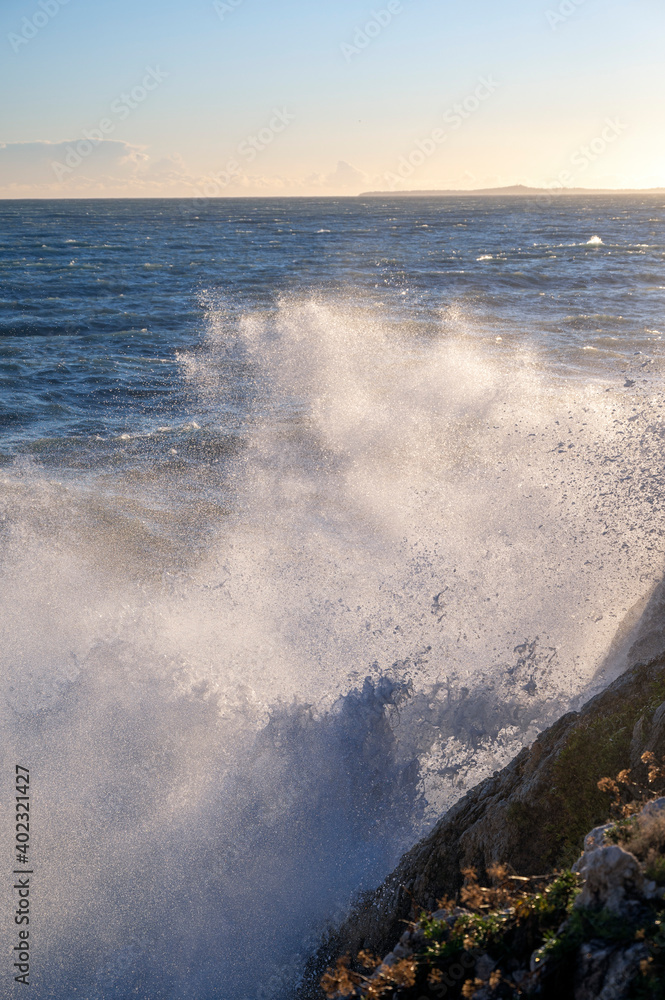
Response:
[1,0,663,195]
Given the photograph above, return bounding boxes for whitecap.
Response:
[587,236,604,245]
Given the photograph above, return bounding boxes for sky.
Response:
[0,0,663,197]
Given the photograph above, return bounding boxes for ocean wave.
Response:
[3,198,665,997]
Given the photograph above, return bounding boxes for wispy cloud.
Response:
[0,141,371,198]
[0,140,147,190]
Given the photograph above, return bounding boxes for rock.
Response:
[573,797,665,883]
[297,653,665,997]
[630,699,665,768]
[571,942,650,999]
[574,845,644,912]
[572,822,614,868]
[648,701,665,743]
[300,654,665,971]
[586,943,649,1000]
[573,942,612,999]
[511,968,531,989]
[474,952,498,981]
[642,795,665,818]
[630,715,647,769]
[466,985,492,1000]
[539,938,649,999]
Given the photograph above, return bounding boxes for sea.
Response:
[1,195,665,998]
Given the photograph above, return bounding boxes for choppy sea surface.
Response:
[1,196,665,998]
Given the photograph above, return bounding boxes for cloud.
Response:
[326,159,368,189]
[0,139,156,195]
[0,141,211,198]
[302,160,369,194]
[0,141,372,198]
[216,160,370,197]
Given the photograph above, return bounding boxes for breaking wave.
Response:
[2,294,665,998]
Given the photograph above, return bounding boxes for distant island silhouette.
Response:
[359,184,665,197]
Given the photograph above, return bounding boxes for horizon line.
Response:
[1,184,665,202]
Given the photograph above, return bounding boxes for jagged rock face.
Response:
[298,654,665,994]
[571,801,665,910]
[306,797,665,999]
[573,943,649,1000]
[573,845,644,911]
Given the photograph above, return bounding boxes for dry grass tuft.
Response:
[459,864,529,913]
[610,809,665,884]
[598,753,665,819]
[321,955,361,999]
[321,953,417,999]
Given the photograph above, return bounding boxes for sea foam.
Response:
[2,294,665,998]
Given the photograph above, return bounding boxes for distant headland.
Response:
[359,184,665,197]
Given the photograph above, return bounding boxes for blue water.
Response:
[2,196,664,456]
[2,196,665,1000]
